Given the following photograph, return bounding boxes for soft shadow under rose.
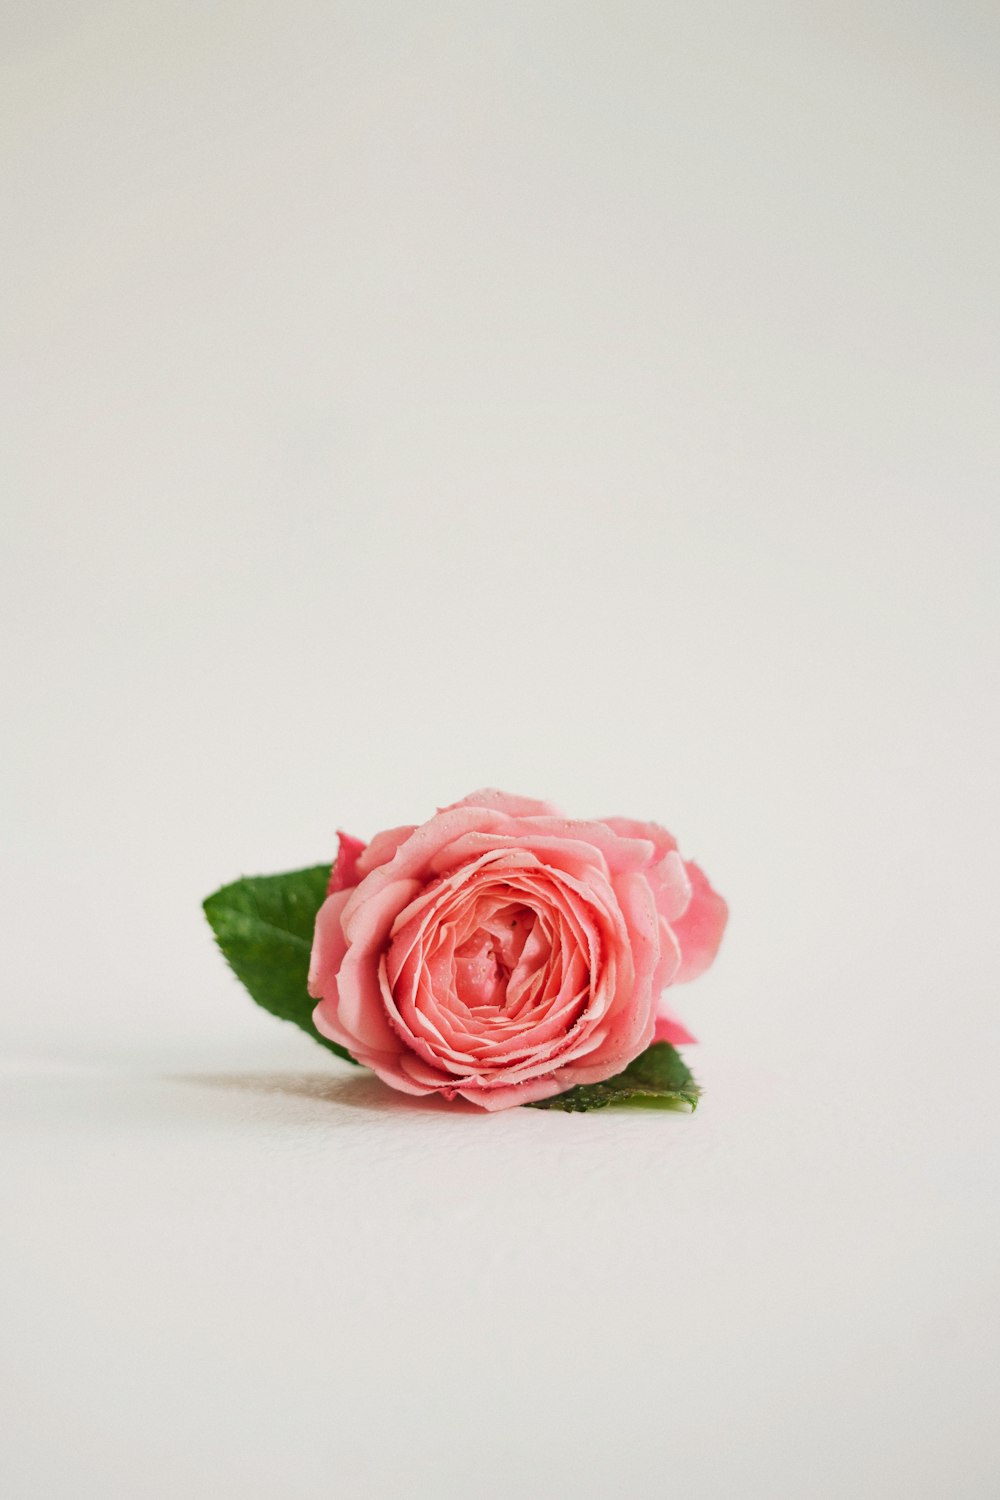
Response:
[309,789,727,1111]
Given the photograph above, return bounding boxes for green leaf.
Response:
[527,1042,700,1112]
[202,865,357,1064]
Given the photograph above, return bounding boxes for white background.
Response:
[3,3,999,1496]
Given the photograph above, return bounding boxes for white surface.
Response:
[3,2,999,1497]
[4,1041,997,1499]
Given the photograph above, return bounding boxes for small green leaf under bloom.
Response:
[527,1042,700,1112]
[203,865,356,1064]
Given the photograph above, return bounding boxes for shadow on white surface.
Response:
[169,1068,474,1114]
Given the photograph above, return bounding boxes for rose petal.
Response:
[600,817,678,863]
[308,889,352,998]
[356,825,417,877]
[653,1008,697,1046]
[651,914,682,994]
[327,831,366,894]
[671,861,729,983]
[440,788,564,819]
[647,849,692,923]
[457,1073,565,1110]
[334,877,423,1050]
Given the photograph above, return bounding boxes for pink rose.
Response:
[309,789,727,1111]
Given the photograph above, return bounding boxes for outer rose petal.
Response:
[424,826,654,882]
[327,831,366,894]
[308,889,352,995]
[647,849,692,923]
[651,914,682,994]
[653,1007,697,1046]
[356,825,417,877]
[457,1074,565,1110]
[600,817,678,862]
[671,861,729,983]
[441,788,564,819]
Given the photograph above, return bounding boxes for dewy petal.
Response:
[553,1033,656,1088]
[457,1073,565,1110]
[611,871,659,996]
[427,831,608,884]
[382,959,477,1074]
[356,825,417,877]
[349,806,512,900]
[514,818,657,874]
[600,817,678,863]
[671,861,729,983]
[439,788,564,819]
[426,825,655,882]
[585,869,658,1062]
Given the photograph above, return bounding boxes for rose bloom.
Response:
[309,789,727,1111]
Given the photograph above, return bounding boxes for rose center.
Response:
[451,903,536,1013]
[453,933,509,1010]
